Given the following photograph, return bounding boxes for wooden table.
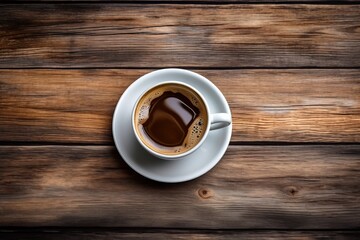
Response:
[0,1,359,239]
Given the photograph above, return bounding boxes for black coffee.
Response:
[134,83,207,155]
[143,91,199,147]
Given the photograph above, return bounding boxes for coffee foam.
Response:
[134,83,208,155]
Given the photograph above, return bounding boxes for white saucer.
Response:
[112,69,232,183]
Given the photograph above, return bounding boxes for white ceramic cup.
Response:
[132,77,231,160]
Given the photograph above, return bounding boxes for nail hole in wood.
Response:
[285,186,299,196]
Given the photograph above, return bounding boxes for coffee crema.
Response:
[134,83,208,155]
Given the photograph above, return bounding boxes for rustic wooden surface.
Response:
[0,1,359,239]
[1,69,359,143]
[1,5,360,68]
[1,145,359,228]
[0,230,359,240]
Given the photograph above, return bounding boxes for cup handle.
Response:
[210,113,231,130]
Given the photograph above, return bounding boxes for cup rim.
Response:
[131,80,211,160]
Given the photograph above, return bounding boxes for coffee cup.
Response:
[132,80,231,160]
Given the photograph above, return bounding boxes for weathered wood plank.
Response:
[0,230,359,240]
[1,4,359,68]
[0,69,359,143]
[0,145,359,228]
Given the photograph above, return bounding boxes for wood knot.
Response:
[284,186,299,196]
[198,188,212,199]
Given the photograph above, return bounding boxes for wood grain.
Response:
[1,4,359,68]
[0,230,359,240]
[0,145,359,228]
[0,69,359,143]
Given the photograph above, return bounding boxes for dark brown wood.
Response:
[0,69,359,143]
[1,4,359,68]
[0,145,359,228]
[1,0,359,237]
[0,230,359,240]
